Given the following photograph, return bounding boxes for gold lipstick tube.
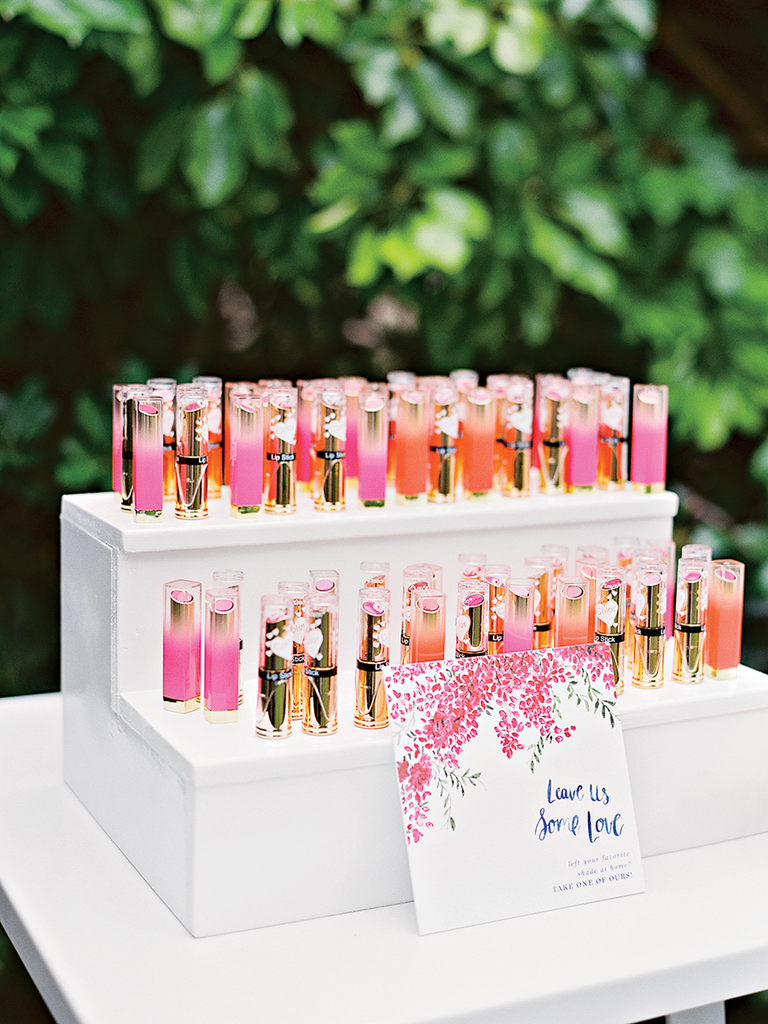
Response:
[594,567,627,693]
[278,580,309,720]
[673,559,707,684]
[524,555,553,650]
[355,587,390,729]
[455,579,489,658]
[536,377,570,495]
[400,566,433,664]
[302,595,338,735]
[428,385,459,503]
[597,375,629,491]
[483,563,511,655]
[501,376,533,497]
[313,384,346,511]
[256,594,293,738]
[265,387,297,514]
[120,385,151,512]
[193,376,223,499]
[147,377,177,500]
[632,567,667,688]
[175,385,208,519]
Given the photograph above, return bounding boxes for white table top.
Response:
[1,693,767,1024]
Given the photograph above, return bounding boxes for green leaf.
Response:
[377,222,429,282]
[409,59,476,139]
[688,229,746,299]
[426,186,490,240]
[423,0,490,56]
[526,210,618,301]
[13,0,91,45]
[380,87,424,147]
[637,165,688,226]
[276,0,345,47]
[182,95,247,207]
[412,211,469,273]
[153,0,240,48]
[352,45,401,106]
[168,234,209,317]
[491,6,549,76]
[606,0,656,40]
[71,0,152,34]
[236,67,294,167]
[406,141,476,184]
[306,195,360,233]
[558,187,629,256]
[232,0,272,37]
[486,119,538,185]
[346,225,381,286]
[0,172,44,223]
[32,141,87,199]
[201,34,244,84]
[0,105,55,151]
[331,119,392,175]
[136,107,190,192]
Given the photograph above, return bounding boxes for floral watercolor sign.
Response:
[385,644,644,934]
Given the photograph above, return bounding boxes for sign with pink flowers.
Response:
[385,644,644,934]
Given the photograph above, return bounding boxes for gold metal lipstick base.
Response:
[163,696,200,713]
[355,665,389,730]
[175,508,209,520]
[359,498,385,508]
[704,665,739,680]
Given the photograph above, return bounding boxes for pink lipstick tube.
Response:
[428,384,459,504]
[631,567,667,688]
[395,389,429,504]
[204,588,240,723]
[355,587,391,729]
[341,376,366,481]
[229,392,263,517]
[256,594,293,739]
[459,553,487,580]
[704,560,744,679]
[265,387,297,514]
[357,384,388,507]
[598,375,629,491]
[175,385,209,520]
[594,567,627,693]
[302,595,338,736]
[399,566,433,664]
[278,580,309,720]
[631,383,668,493]
[147,378,177,500]
[132,395,164,522]
[410,589,446,664]
[554,577,590,647]
[163,580,201,712]
[313,383,347,511]
[524,555,554,650]
[455,579,490,658]
[297,380,326,489]
[500,377,533,497]
[310,569,339,598]
[673,559,708,685]
[537,377,571,495]
[119,385,151,512]
[462,387,495,499]
[212,569,244,706]
[483,563,511,655]
[360,561,389,589]
[567,381,599,492]
[575,544,610,642]
[223,381,256,486]
[504,579,535,653]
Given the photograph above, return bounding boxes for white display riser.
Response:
[60,486,702,938]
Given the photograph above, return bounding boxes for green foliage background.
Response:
[1,0,768,697]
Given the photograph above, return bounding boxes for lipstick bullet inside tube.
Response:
[132,395,164,522]
[673,558,707,685]
[455,579,490,658]
[256,594,293,739]
[554,577,590,647]
[278,580,309,721]
[163,580,201,712]
[175,385,209,520]
[632,567,667,688]
[302,595,338,736]
[594,567,627,693]
[204,588,240,723]
[355,588,391,729]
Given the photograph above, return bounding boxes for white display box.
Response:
[61,487,768,938]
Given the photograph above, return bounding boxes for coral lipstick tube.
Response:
[632,568,667,688]
[673,559,707,684]
[175,385,209,520]
[594,567,627,693]
[132,395,164,522]
[501,377,533,497]
[193,377,223,499]
[537,377,570,495]
[598,375,629,491]
[483,563,511,655]
[395,389,429,504]
[278,581,309,720]
[503,579,534,653]
[163,580,201,712]
[410,589,446,663]
[256,594,293,739]
[462,387,495,499]
[455,579,490,658]
[567,381,599,492]
[229,393,263,517]
[400,566,433,664]
[204,588,240,723]
[355,588,391,729]
[631,383,668,493]
[265,387,297,514]
[428,384,459,504]
[313,383,346,511]
[147,377,177,500]
[704,560,744,679]
[524,555,553,650]
[302,595,338,736]
[358,384,388,508]
[554,577,590,647]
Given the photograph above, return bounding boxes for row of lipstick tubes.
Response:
[114,368,668,522]
[162,544,744,738]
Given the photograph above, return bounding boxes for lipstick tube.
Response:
[265,387,297,514]
[120,385,151,512]
[500,377,533,497]
[486,373,511,490]
[631,567,667,688]
[462,387,495,499]
[387,372,415,485]
[256,594,293,739]
[614,536,639,668]
[537,377,570,495]
[455,579,490,658]
[428,384,459,504]
[673,559,708,684]
[503,579,535,653]
[594,567,626,693]
[310,569,339,598]
[223,381,256,486]
[229,392,263,517]
[278,580,309,720]
[313,384,346,511]
[410,589,446,663]
[631,383,668,493]
[175,385,209,519]
[598,376,629,491]
[395,388,429,504]
[358,384,388,508]
[567,381,599,492]
[407,562,443,590]
[212,569,244,706]
[147,378,177,500]
[355,587,391,729]
[575,545,610,642]
[459,553,486,580]
[400,566,433,664]
[681,543,712,564]
[112,384,126,496]
[132,395,164,522]
[541,544,568,625]
[483,563,510,655]
[360,561,389,589]
[193,377,222,499]
[704,560,744,679]
[163,580,201,712]
[524,555,553,650]
[204,588,239,723]
[341,376,366,482]
[554,577,590,647]
[302,595,338,736]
